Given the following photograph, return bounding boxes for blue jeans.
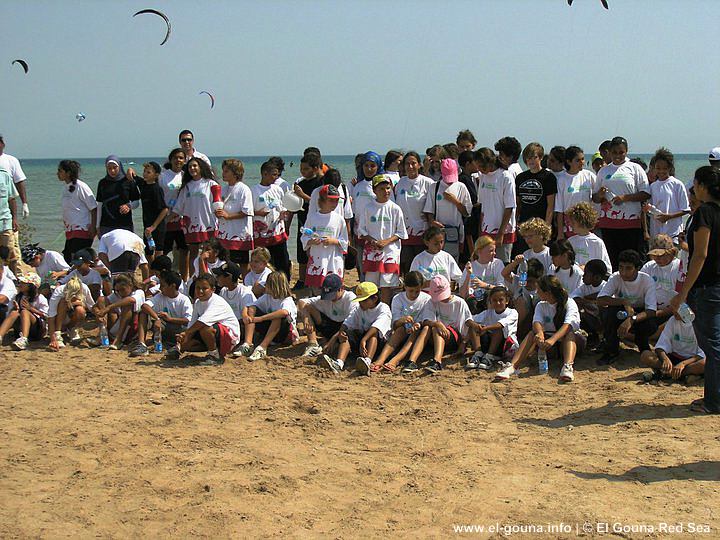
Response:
[689,285,720,413]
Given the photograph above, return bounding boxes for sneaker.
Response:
[129,343,149,357]
[319,354,341,374]
[303,343,323,357]
[402,361,419,373]
[559,363,574,382]
[248,346,267,361]
[68,327,82,345]
[291,281,305,291]
[52,332,65,349]
[477,354,497,371]
[12,336,28,351]
[108,344,119,351]
[466,352,484,370]
[424,360,443,374]
[198,353,224,366]
[164,347,181,361]
[233,342,254,357]
[494,362,516,381]
[355,356,371,376]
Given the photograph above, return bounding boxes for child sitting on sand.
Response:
[418,275,473,374]
[319,282,391,375]
[370,270,432,374]
[244,247,273,298]
[570,259,609,346]
[0,272,47,351]
[459,235,506,312]
[177,273,240,366]
[132,270,192,359]
[466,286,519,371]
[495,275,582,383]
[93,274,146,350]
[297,273,356,358]
[409,227,463,287]
[59,248,107,301]
[241,271,298,361]
[502,257,545,341]
[639,311,705,382]
[47,276,94,351]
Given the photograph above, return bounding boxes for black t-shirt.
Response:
[136,179,168,228]
[297,175,324,222]
[515,169,558,223]
[688,201,720,288]
[459,172,480,237]
[96,176,141,230]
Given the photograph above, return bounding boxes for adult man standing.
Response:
[0,134,29,219]
[178,130,211,168]
[0,166,19,273]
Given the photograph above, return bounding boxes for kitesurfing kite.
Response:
[11,59,28,74]
[568,0,609,8]
[199,91,215,109]
[133,9,171,45]
[76,113,86,122]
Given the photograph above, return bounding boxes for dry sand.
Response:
[1,273,719,538]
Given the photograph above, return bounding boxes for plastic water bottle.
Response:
[537,349,548,374]
[301,226,318,238]
[146,234,156,253]
[645,203,662,217]
[98,324,110,347]
[267,200,278,209]
[678,303,695,324]
[617,310,629,320]
[518,259,528,288]
[418,265,434,280]
[401,307,413,332]
[153,328,163,353]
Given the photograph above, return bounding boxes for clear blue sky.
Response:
[2,0,718,158]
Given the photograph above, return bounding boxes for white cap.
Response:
[709,147,720,161]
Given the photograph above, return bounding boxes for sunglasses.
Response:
[180,138,193,142]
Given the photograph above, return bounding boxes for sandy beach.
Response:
[0,268,719,538]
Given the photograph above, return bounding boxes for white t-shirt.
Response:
[144,292,193,322]
[568,233,612,270]
[473,307,519,341]
[350,179,375,232]
[190,293,240,346]
[533,298,581,332]
[460,259,506,289]
[343,302,392,338]
[478,168,516,241]
[655,316,704,360]
[98,229,147,264]
[308,184,353,220]
[60,267,103,288]
[357,200,407,274]
[596,159,650,229]
[0,153,26,184]
[422,180,472,237]
[244,267,272,289]
[188,149,211,167]
[159,169,183,228]
[251,183,287,246]
[409,250,462,284]
[47,282,94,317]
[641,259,680,309]
[172,178,219,240]
[24,293,49,317]
[191,256,225,279]
[0,271,16,306]
[217,182,254,250]
[305,290,357,322]
[508,162,523,180]
[390,291,434,324]
[552,264,584,293]
[37,251,70,277]
[430,295,473,337]
[62,180,97,235]
[523,246,553,273]
[649,176,690,238]
[598,271,657,310]
[252,294,298,326]
[219,284,255,321]
[301,210,349,287]
[554,170,598,234]
[394,174,435,239]
[274,177,291,193]
[106,289,146,313]
[571,280,606,299]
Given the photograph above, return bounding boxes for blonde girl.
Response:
[244,247,273,297]
[47,276,94,351]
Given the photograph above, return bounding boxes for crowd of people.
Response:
[0,129,718,414]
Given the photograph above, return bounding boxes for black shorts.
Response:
[444,325,460,352]
[316,312,343,339]
[163,229,188,252]
[253,308,290,344]
[144,222,167,255]
[109,251,141,275]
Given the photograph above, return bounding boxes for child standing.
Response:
[251,161,290,279]
[291,153,325,290]
[409,227,463,287]
[135,161,169,262]
[57,159,97,263]
[567,202,612,270]
[319,282,392,375]
[555,146,598,239]
[301,185,348,289]
[466,286,519,371]
[647,148,690,239]
[357,175,408,304]
[215,159,254,275]
[242,271,298,361]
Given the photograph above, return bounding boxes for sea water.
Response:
[17,153,709,258]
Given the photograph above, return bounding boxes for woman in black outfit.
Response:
[96,155,140,237]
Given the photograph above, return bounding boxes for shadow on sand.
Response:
[569,461,720,483]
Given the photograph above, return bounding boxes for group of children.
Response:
[4,132,705,385]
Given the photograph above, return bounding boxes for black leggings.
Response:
[267,242,291,280]
[600,227,643,272]
[63,237,93,264]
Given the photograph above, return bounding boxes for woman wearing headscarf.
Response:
[96,155,141,237]
[350,152,386,280]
